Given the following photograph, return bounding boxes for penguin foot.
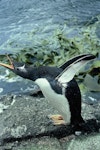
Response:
[48,115,66,125]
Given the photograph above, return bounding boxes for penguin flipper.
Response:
[56,54,95,85]
[60,54,93,70]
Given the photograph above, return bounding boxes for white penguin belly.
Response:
[35,78,71,124]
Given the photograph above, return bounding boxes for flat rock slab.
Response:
[0,95,100,150]
[1,134,100,150]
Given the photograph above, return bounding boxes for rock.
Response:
[0,137,62,150]
[0,94,100,149]
[61,134,100,150]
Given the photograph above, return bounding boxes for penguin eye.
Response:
[15,65,27,73]
[16,67,20,71]
[16,65,25,71]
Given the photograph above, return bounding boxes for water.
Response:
[0,0,100,53]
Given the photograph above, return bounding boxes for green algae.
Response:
[9,23,100,66]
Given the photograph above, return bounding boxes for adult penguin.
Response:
[0,54,95,126]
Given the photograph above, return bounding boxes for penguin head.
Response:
[12,62,29,77]
[0,55,30,79]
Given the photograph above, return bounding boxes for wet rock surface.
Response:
[0,94,100,150]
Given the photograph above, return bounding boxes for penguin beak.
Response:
[0,55,14,70]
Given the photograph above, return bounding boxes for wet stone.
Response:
[0,94,99,150]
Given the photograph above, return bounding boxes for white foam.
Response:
[0,88,3,93]
[88,96,97,102]
[0,103,9,114]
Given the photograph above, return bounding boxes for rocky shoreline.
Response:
[0,94,100,150]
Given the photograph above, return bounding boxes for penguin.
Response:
[0,54,95,126]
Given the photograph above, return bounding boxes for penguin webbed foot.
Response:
[48,114,66,125]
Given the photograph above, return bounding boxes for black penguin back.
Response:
[65,79,84,125]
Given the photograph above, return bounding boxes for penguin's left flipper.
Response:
[48,114,66,125]
[56,54,96,84]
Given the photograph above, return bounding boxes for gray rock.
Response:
[0,95,54,141]
[0,94,100,150]
[0,137,62,150]
[61,134,100,150]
